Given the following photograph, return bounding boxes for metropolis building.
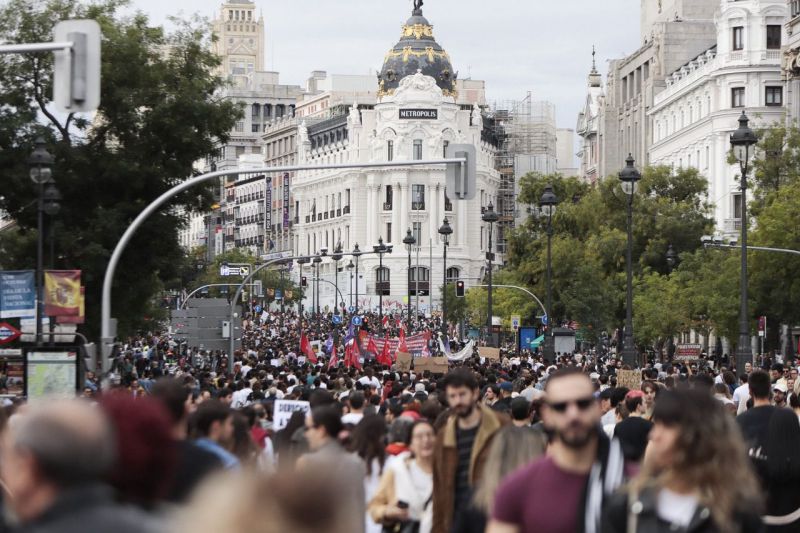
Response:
[291,4,502,314]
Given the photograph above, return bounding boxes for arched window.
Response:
[376,267,391,295]
[446,267,460,283]
[409,266,430,296]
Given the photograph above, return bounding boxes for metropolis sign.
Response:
[399,108,438,120]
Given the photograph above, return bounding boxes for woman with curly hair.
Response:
[602,388,764,532]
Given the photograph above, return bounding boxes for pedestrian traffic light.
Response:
[455,280,465,297]
[301,276,307,287]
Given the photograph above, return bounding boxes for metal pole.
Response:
[736,157,753,375]
[355,254,359,314]
[442,242,448,337]
[334,260,339,314]
[487,224,493,347]
[36,182,43,346]
[544,216,553,359]
[474,284,547,318]
[181,283,253,309]
[0,41,74,54]
[622,191,636,367]
[310,278,346,308]
[298,263,303,330]
[407,246,412,326]
[379,251,383,330]
[415,245,420,324]
[280,268,285,327]
[102,158,465,372]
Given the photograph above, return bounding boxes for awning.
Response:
[530,335,545,348]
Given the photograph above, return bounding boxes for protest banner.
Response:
[272,399,310,430]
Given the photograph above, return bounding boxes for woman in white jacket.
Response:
[368,420,435,533]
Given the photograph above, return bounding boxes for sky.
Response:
[127,0,642,132]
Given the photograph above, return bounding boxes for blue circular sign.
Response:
[254,305,262,313]
[348,306,356,313]
[332,315,342,325]
[352,316,363,326]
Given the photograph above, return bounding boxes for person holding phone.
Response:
[368,420,435,533]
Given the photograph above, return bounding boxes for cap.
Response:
[500,382,513,392]
[773,382,789,394]
[625,390,645,400]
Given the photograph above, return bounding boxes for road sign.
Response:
[511,315,521,330]
[332,315,342,325]
[445,144,476,200]
[758,316,767,337]
[0,322,22,344]
[254,305,262,313]
[53,20,101,113]
[239,266,250,276]
[352,316,363,326]
[348,306,356,313]
[541,314,548,326]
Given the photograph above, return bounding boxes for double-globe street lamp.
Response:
[619,154,642,367]
[29,138,62,346]
[332,242,343,315]
[352,243,362,313]
[438,218,453,337]
[346,259,354,307]
[539,185,558,360]
[730,111,758,376]
[373,237,393,330]
[482,203,499,347]
[403,228,417,326]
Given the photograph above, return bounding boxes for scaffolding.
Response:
[488,92,558,253]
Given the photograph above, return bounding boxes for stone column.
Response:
[429,183,439,243]
[399,183,408,245]
[365,182,374,247]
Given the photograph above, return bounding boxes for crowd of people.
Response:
[2,309,799,533]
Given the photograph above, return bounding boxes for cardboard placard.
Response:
[272,400,310,431]
[616,369,643,391]
[415,356,449,375]
[395,352,412,372]
[675,344,702,361]
[479,347,501,360]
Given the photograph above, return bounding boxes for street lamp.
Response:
[666,244,678,273]
[346,259,354,308]
[619,154,642,367]
[403,228,416,327]
[332,242,343,314]
[296,256,309,328]
[29,137,56,346]
[482,202,499,347]
[373,237,393,329]
[353,243,361,314]
[438,218,453,337]
[539,185,558,359]
[312,255,322,315]
[730,110,758,376]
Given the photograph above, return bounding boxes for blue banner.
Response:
[0,270,36,318]
[519,327,539,350]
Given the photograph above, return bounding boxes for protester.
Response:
[192,400,239,469]
[369,420,436,533]
[0,401,158,533]
[486,367,624,533]
[602,388,764,532]
[432,369,508,533]
[738,370,777,487]
[350,415,388,533]
[762,407,800,531]
[613,389,653,467]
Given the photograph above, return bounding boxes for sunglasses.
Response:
[547,397,595,413]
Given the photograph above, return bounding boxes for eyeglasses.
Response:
[547,397,595,413]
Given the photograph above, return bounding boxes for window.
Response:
[251,123,261,133]
[387,140,394,161]
[413,139,423,160]
[409,266,430,296]
[766,86,783,106]
[234,121,244,132]
[767,25,781,50]
[443,140,449,158]
[446,267,460,283]
[384,185,393,210]
[386,223,392,241]
[376,267,390,295]
[412,184,425,210]
[412,222,422,245]
[731,87,745,108]
[732,26,744,51]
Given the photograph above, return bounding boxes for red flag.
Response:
[367,336,379,357]
[382,315,389,328]
[346,340,362,370]
[300,332,317,363]
[378,335,392,365]
[328,344,338,370]
[398,328,409,354]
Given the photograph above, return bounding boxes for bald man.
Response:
[1,401,157,533]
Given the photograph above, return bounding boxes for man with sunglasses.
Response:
[487,367,624,533]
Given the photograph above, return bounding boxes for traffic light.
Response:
[301,276,307,287]
[455,280,465,298]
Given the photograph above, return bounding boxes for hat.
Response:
[414,383,426,393]
[773,382,789,394]
[499,382,513,392]
[625,390,645,400]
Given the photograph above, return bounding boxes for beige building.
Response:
[211,0,265,88]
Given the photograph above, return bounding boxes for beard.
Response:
[452,402,475,419]
[556,421,596,449]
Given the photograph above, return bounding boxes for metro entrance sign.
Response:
[0,322,22,345]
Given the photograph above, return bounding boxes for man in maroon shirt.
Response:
[487,367,623,533]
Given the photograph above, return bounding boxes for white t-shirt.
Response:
[358,376,381,390]
[341,412,364,426]
[733,383,750,408]
[656,489,698,528]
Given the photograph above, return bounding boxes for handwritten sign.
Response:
[395,352,412,372]
[616,369,642,391]
[272,400,310,430]
[415,356,449,375]
[479,347,501,360]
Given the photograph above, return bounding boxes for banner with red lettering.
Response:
[371,331,431,358]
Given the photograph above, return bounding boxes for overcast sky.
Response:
[127,0,641,132]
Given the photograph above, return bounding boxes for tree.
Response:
[0,0,241,337]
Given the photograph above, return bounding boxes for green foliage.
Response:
[441,282,467,326]
[0,0,241,337]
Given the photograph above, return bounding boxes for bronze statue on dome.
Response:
[413,0,423,12]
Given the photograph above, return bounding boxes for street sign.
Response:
[352,316,363,326]
[0,322,22,344]
[511,315,521,330]
[332,315,342,325]
[541,314,548,326]
[758,316,767,337]
[254,305,262,313]
[348,306,356,313]
[53,20,101,113]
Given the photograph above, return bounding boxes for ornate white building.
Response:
[290,5,501,314]
[649,0,787,235]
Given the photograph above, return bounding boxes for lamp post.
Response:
[619,154,642,367]
[332,242,343,315]
[438,218,453,337]
[346,260,354,308]
[666,244,678,273]
[539,185,558,359]
[403,228,416,327]
[312,255,322,316]
[730,110,758,376]
[353,243,361,314]
[29,138,57,346]
[482,202,499,347]
[373,237,392,330]
[296,257,309,328]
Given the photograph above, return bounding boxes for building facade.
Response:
[649,0,787,234]
[784,0,800,122]
[290,5,501,314]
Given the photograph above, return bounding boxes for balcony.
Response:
[329,209,335,218]
[305,215,310,223]
[383,202,393,211]
[412,202,425,210]
[724,218,742,232]
[323,212,329,220]
[294,216,300,224]
[375,282,391,295]
[343,205,350,214]
[336,208,341,217]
